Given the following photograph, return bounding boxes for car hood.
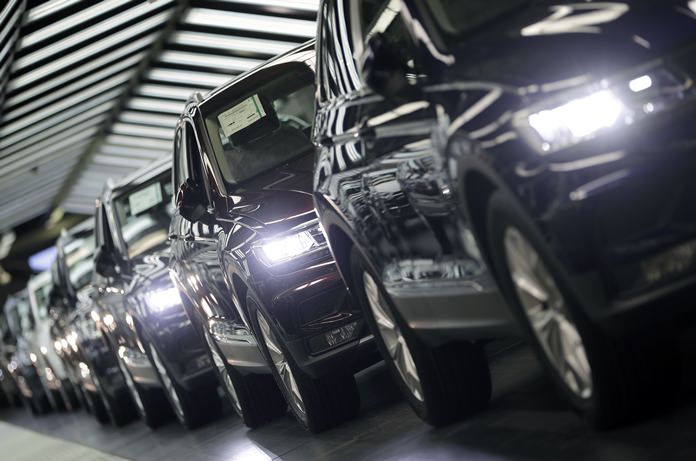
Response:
[225,152,316,234]
[441,1,696,88]
[128,244,172,296]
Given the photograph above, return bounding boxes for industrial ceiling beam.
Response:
[51,0,190,211]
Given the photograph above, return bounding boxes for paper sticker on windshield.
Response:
[128,182,162,216]
[217,94,266,138]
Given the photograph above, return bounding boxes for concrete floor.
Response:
[2,343,696,461]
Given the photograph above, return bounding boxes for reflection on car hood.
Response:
[226,152,316,233]
[443,1,696,87]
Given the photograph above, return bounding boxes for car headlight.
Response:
[517,66,692,154]
[255,223,327,266]
[144,287,181,313]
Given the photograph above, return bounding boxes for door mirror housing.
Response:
[358,33,420,100]
[177,178,210,224]
[94,247,121,278]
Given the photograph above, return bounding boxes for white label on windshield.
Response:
[128,183,162,216]
[217,94,266,138]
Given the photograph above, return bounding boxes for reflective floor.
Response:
[3,341,696,461]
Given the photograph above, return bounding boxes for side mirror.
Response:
[94,247,120,278]
[177,178,209,224]
[357,33,418,100]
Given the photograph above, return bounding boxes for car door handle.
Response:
[168,233,177,241]
[183,234,195,242]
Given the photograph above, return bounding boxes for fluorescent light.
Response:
[146,68,230,87]
[24,0,82,24]
[1,73,131,137]
[100,142,170,158]
[629,75,652,92]
[105,134,173,151]
[111,122,174,140]
[136,83,201,101]
[159,50,262,73]
[9,11,168,91]
[185,8,316,38]
[215,0,319,12]
[3,52,144,123]
[92,154,152,168]
[19,0,131,49]
[0,101,111,153]
[119,110,179,128]
[17,0,173,67]
[170,31,296,56]
[5,34,156,107]
[3,95,115,153]
[126,96,185,114]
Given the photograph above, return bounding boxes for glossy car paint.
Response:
[316,0,696,337]
[313,0,514,345]
[95,158,213,394]
[169,42,375,382]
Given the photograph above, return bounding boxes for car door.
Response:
[170,121,237,332]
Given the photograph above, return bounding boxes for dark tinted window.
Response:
[113,172,174,258]
[204,63,316,186]
[426,0,528,36]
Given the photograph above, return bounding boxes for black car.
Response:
[94,157,218,429]
[312,0,515,426]
[169,41,376,432]
[314,0,696,427]
[50,219,106,414]
[3,290,53,415]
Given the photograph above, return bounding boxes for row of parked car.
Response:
[2,0,696,434]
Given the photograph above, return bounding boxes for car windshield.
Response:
[204,62,315,187]
[113,172,173,259]
[64,232,95,290]
[31,279,52,320]
[425,0,528,37]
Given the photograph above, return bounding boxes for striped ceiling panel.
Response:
[0,0,318,226]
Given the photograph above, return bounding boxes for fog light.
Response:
[307,321,359,355]
[641,239,696,285]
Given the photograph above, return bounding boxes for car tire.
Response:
[145,339,220,430]
[116,352,172,429]
[486,190,680,428]
[27,392,52,415]
[350,245,492,426]
[84,389,110,424]
[91,368,137,427]
[203,328,286,428]
[248,294,360,433]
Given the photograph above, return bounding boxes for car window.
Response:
[203,62,316,187]
[63,232,95,290]
[113,172,174,258]
[426,0,528,37]
[317,0,363,102]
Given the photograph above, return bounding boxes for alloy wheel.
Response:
[503,226,593,399]
[362,271,424,402]
[117,355,145,416]
[149,344,185,421]
[256,311,305,422]
[204,331,243,417]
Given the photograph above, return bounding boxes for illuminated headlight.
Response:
[528,90,624,152]
[518,66,692,154]
[256,224,327,266]
[29,353,37,363]
[145,287,181,313]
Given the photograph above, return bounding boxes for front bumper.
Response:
[251,256,376,377]
[386,271,517,346]
[513,134,696,335]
